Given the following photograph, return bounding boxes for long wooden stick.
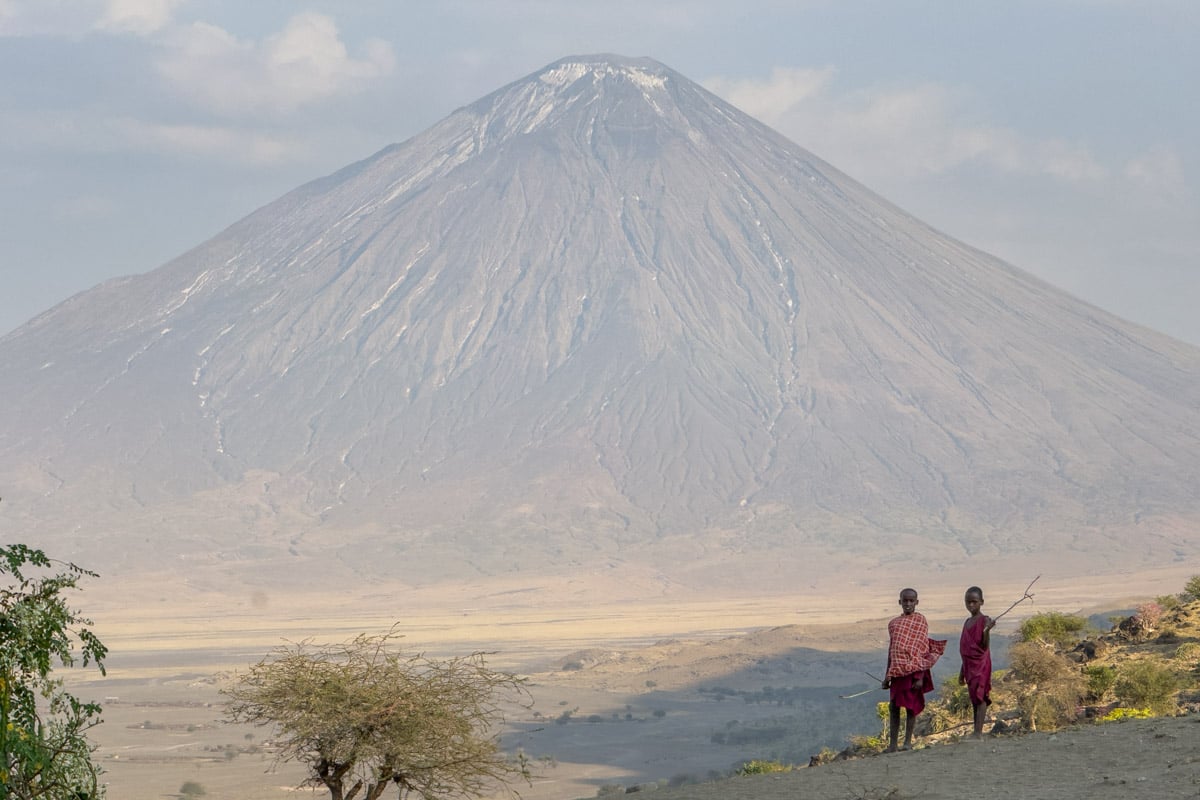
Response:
[838,670,888,699]
[991,575,1040,622]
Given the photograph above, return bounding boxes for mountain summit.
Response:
[2,55,1198,592]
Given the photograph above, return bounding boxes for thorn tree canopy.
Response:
[222,631,532,800]
[0,543,108,800]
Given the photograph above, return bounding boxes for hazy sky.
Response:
[2,1,1197,344]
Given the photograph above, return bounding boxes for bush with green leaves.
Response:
[1016,612,1087,646]
[1084,664,1117,701]
[1156,594,1181,611]
[179,781,206,797]
[940,675,972,717]
[735,759,791,776]
[1184,575,1200,602]
[1173,642,1200,667]
[847,702,890,753]
[1,543,108,800]
[1113,660,1179,715]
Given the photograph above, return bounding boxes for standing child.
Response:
[882,588,946,752]
[959,585,996,738]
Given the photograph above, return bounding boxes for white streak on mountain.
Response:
[2,55,1198,586]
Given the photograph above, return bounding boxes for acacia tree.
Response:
[0,544,108,800]
[222,631,531,800]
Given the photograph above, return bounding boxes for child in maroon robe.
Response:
[959,585,995,738]
[882,588,947,752]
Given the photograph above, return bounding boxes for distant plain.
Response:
[70,563,1194,799]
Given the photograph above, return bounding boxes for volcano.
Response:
[2,55,1198,593]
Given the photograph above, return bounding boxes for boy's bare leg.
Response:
[901,711,916,750]
[972,703,986,738]
[886,703,900,752]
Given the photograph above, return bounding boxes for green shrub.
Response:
[847,701,891,752]
[1017,612,1087,645]
[1184,574,1200,601]
[1173,642,1200,666]
[179,781,207,797]
[1113,660,1179,714]
[940,675,972,716]
[736,760,792,776]
[1084,665,1117,701]
[1156,594,1181,611]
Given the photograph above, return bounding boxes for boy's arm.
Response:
[981,615,995,650]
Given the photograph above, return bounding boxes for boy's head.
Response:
[898,588,919,615]
[964,586,984,614]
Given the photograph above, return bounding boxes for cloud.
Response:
[114,119,311,165]
[0,8,391,167]
[0,0,95,36]
[0,108,310,166]
[1124,145,1188,200]
[96,0,180,35]
[1032,139,1107,182]
[156,12,396,115]
[0,0,176,36]
[704,66,1107,186]
[705,66,835,114]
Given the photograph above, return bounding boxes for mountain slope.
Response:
[1,55,1198,590]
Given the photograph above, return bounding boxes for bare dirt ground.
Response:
[67,563,1199,800]
[655,714,1200,800]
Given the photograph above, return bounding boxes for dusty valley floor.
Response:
[66,563,1199,800]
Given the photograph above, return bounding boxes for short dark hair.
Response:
[966,586,984,599]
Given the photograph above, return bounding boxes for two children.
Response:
[883,585,995,751]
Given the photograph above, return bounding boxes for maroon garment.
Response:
[959,613,993,706]
[889,669,935,715]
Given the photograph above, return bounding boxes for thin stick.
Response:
[991,575,1040,623]
[839,671,887,699]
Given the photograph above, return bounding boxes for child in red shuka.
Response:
[882,587,946,752]
[959,586,996,739]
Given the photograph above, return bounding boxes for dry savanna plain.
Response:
[66,562,1200,800]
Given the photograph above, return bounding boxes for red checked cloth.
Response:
[886,613,947,678]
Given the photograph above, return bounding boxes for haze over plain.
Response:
[1,55,1197,613]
